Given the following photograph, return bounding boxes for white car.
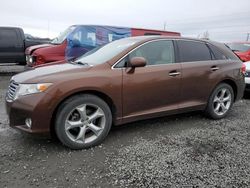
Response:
[245,62,250,91]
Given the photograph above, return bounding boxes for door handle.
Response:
[169,71,181,77]
[211,66,219,71]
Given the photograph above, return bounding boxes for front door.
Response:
[121,40,181,122]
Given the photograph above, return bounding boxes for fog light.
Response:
[25,118,32,128]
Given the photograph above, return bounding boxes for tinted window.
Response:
[177,40,212,62]
[0,29,18,46]
[71,29,96,46]
[129,40,175,65]
[207,44,227,60]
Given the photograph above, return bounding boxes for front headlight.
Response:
[26,55,34,64]
[15,83,53,99]
[29,56,33,63]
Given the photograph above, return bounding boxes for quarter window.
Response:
[207,44,227,60]
[129,40,175,65]
[177,40,212,62]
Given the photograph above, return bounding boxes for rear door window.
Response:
[177,40,212,62]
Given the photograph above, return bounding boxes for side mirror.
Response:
[130,57,147,68]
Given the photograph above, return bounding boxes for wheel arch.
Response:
[215,79,238,101]
[50,90,117,137]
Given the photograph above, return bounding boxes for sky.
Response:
[0,0,250,42]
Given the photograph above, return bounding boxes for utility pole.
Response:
[247,33,250,41]
[163,22,166,31]
[47,20,50,38]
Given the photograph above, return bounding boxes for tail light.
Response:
[241,62,246,75]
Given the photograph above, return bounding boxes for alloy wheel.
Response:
[213,88,232,116]
[65,104,106,144]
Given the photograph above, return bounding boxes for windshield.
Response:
[75,37,140,65]
[227,43,250,52]
[51,26,76,44]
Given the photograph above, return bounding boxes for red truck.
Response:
[25,25,180,67]
[227,42,250,62]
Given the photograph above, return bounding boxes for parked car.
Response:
[227,42,250,62]
[245,61,250,91]
[25,25,181,67]
[0,27,50,65]
[24,33,51,43]
[6,36,245,149]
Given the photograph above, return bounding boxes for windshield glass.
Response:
[75,37,140,65]
[51,26,76,44]
[227,43,250,52]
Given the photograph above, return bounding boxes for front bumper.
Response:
[5,92,55,134]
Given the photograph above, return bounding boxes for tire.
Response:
[55,94,112,149]
[205,83,234,119]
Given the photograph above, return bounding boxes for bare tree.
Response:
[202,30,210,40]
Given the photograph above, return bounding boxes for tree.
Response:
[202,30,210,40]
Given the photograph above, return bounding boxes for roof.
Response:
[114,35,238,60]
[70,24,180,35]
[120,35,217,44]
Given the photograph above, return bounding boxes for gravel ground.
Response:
[0,73,249,187]
[0,65,25,75]
[106,114,250,187]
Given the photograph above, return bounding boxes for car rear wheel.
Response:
[55,94,112,149]
[205,83,234,119]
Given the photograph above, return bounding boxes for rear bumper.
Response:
[245,77,250,84]
[235,76,245,101]
[244,76,250,91]
[245,84,250,91]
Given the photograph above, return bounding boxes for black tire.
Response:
[205,83,234,119]
[55,94,112,149]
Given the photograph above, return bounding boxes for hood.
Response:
[33,60,67,68]
[25,44,54,55]
[12,62,91,83]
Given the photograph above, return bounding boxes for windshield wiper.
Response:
[71,61,89,66]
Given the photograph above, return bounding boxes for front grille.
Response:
[7,81,19,101]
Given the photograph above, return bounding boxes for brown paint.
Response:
[5,36,245,134]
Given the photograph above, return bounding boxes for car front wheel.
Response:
[55,94,112,149]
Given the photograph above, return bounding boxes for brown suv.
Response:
[5,36,245,149]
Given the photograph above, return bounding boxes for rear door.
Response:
[121,40,181,122]
[176,40,217,110]
[0,28,24,63]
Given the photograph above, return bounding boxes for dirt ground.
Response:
[0,73,249,188]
